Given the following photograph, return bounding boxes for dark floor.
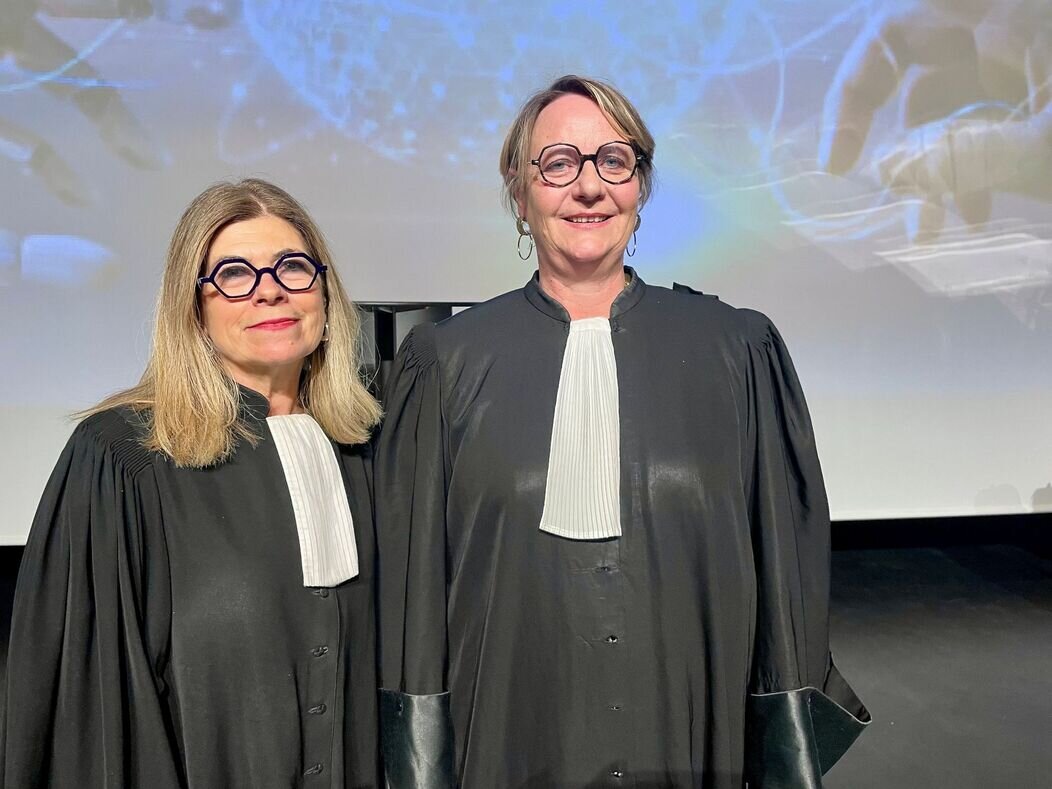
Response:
[824,544,1052,789]
[1,539,1050,787]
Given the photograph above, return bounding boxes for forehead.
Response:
[531,94,626,154]
[208,215,306,262]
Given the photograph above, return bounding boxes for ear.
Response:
[506,169,528,220]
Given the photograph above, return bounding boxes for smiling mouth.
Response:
[565,216,610,224]
[248,318,299,330]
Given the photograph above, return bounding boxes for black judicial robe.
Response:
[376,270,869,788]
[1,390,380,788]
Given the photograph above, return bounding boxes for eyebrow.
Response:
[209,248,304,266]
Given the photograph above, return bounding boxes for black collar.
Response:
[237,384,272,424]
[523,266,646,324]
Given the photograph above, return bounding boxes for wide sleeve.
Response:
[740,314,870,789]
[0,416,181,788]
[374,324,455,788]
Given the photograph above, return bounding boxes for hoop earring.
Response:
[626,214,641,257]
[516,216,534,261]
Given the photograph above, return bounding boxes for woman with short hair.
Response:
[377,76,868,787]
[2,178,383,788]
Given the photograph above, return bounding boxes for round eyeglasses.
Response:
[530,141,645,187]
[197,253,327,299]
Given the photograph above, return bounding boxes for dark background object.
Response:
[359,303,471,397]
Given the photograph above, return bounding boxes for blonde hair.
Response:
[498,75,656,217]
[86,178,381,467]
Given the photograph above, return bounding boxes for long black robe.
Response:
[1,389,380,788]
[376,270,868,788]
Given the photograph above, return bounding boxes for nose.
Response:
[253,269,287,304]
[572,159,604,202]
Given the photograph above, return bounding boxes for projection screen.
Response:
[2,0,1051,542]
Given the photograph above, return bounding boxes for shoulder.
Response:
[640,282,778,346]
[400,286,531,363]
[73,407,157,477]
[434,287,528,340]
[26,408,161,549]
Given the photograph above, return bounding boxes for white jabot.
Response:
[267,414,359,587]
[540,317,622,540]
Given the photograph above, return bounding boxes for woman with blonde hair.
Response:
[377,76,868,787]
[2,178,383,787]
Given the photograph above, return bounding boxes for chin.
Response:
[565,248,620,267]
[251,344,314,368]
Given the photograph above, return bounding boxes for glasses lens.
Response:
[537,145,582,185]
[212,260,257,298]
[596,143,636,183]
[274,255,318,291]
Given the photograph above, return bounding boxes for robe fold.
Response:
[2,389,381,788]
[376,269,868,788]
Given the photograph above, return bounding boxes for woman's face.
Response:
[199,215,326,389]
[516,94,641,276]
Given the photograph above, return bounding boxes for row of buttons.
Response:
[593,564,624,782]
[305,606,331,777]
[599,565,620,646]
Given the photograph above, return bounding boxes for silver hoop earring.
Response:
[516,216,534,261]
[626,214,641,257]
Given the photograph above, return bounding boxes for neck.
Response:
[537,260,627,320]
[226,363,304,416]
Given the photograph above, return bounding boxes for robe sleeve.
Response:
[741,313,871,789]
[375,324,455,788]
[1,414,182,789]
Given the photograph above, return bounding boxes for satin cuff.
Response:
[745,666,871,788]
[380,689,455,788]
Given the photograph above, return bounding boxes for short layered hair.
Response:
[499,75,656,217]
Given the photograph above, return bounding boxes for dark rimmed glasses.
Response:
[530,141,645,187]
[197,253,327,299]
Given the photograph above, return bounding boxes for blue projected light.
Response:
[4,0,1050,294]
[231,0,926,252]
[2,0,1052,533]
[240,0,772,163]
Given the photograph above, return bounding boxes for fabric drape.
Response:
[376,271,868,788]
[2,390,380,788]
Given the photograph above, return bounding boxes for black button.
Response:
[312,589,329,598]
[604,635,619,643]
[308,703,327,715]
[304,763,324,775]
[611,769,624,778]
[311,646,329,657]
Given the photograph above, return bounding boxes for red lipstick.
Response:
[248,318,299,331]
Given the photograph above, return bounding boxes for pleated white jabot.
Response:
[539,317,622,540]
[267,414,360,587]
